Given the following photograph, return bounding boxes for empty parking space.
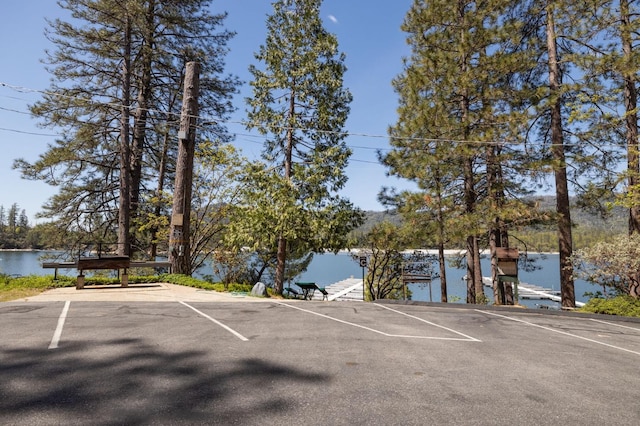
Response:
[0,302,70,348]
[272,301,480,341]
[3,299,640,425]
[5,300,640,355]
[477,309,640,357]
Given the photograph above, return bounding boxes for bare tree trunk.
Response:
[487,142,510,304]
[150,66,183,260]
[489,227,501,304]
[465,236,476,304]
[170,62,200,275]
[457,1,483,304]
[118,14,132,257]
[620,0,640,235]
[274,88,296,295]
[150,125,171,260]
[438,242,447,303]
[546,4,575,308]
[463,154,483,303]
[130,0,156,257]
[433,168,448,303]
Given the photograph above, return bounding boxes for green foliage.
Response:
[0,204,40,249]
[579,296,640,318]
[383,0,546,303]
[237,0,363,293]
[16,0,238,257]
[0,274,75,290]
[352,222,437,301]
[185,142,248,274]
[573,234,640,297]
[0,272,259,302]
[159,274,253,293]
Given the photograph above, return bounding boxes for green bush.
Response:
[0,274,76,290]
[0,273,257,301]
[158,274,253,293]
[579,296,640,317]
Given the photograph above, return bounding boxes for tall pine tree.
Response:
[16,0,238,258]
[384,0,540,304]
[236,0,362,294]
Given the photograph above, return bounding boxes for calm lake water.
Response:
[0,250,595,306]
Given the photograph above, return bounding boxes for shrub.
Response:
[579,296,640,317]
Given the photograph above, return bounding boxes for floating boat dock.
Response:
[482,277,585,307]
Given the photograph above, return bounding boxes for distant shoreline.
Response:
[2,248,562,257]
[0,249,51,252]
[340,249,560,256]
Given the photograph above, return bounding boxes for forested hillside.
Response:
[0,204,35,249]
[355,196,628,252]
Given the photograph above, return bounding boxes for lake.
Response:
[0,250,596,306]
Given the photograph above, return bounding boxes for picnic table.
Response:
[294,282,328,301]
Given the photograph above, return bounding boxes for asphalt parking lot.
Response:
[1,285,640,425]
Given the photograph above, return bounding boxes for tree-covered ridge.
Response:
[0,204,32,249]
[353,196,628,253]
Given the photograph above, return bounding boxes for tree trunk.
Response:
[150,124,171,260]
[433,170,448,303]
[489,228,501,304]
[118,14,132,257]
[465,236,476,304]
[487,142,510,304]
[546,4,575,308]
[438,242,447,303]
[170,62,200,275]
[130,1,155,241]
[458,1,483,304]
[274,87,297,295]
[463,154,483,303]
[150,67,182,260]
[274,237,287,295]
[620,0,640,235]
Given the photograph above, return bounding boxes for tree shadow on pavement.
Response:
[0,338,329,425]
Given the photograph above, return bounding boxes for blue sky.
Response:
[0,0,415,222]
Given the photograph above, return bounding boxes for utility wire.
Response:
[0,127,58,137]
[0,81,518,147]
[0,81,629,150]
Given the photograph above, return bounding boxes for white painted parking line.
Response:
[478,310,640,357]
[377,304,481,342]
[49,301,70,350]
[179,301,249,342]
[276,302,480,341]
[590,318,640,333]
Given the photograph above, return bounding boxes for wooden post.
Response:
[169,62,200,275]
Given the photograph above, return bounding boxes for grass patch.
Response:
[0,288,46,302]
[0,274,75,301]
[0,273,257,301]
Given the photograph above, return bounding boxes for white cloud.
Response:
[328,14,338,24]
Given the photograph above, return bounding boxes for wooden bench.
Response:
[284,287,303,299]
[43,257,172,290]
[42,261,77,280]
[77,256,131,289]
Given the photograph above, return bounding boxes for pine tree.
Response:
[570,1,640,234]
[16,0,238,258]
[238,0,363,294]
[384,0,540,304]
[543,1,575,308]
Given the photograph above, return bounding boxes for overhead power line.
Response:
[0,127,58,137]
[0,81,514,147]
[0,81,629,150]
